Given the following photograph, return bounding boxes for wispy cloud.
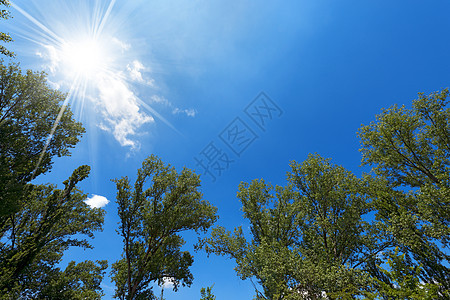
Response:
[127,60,155,86]
[150,95,170,105]
[36,45,60,74]
[127,60,145,83]
[112,37,130,52]
[172,107,196,117]
[150,95,197,118]
[84,194,110,208]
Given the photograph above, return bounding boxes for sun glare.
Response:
[61,37,107,78]
[11,0,180,178]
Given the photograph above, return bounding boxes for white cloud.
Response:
[37,44,60,74]
[46,79,61,90]
[96,74,154,149]
[151,95,197,117]
[172,107,196,117]
[160,277,174,289]
[127,60,155,86]
[84,194,110,208]
[112,37,131,52]
[150,95,170,106]
[127,60,145,82]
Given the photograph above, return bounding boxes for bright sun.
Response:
[61,37,107,78]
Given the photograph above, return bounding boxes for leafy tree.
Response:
[0,0,14,57]
[198,90,450,299]
[0,61,84,217]
[0,165,106,298]
[200,284,216,300]
[111,155,218,300]
[200,154,375,299]
[358,89,450,295]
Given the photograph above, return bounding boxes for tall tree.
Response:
[111,155,218,300]
[0,61,84,217]
[200,154,375,299]
[358,89,450,296]
[0,0,14,57]
[0,165,107,298]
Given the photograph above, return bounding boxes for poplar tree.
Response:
[112,155,218,300]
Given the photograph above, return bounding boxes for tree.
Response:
[0,165,106,298]
[0,61,84,217]
[358,89,450,296]
[0,0,14,57]
[200,284,216,300]
[200,154,375,299]
[198,89,450,298]
[111,155,218,300]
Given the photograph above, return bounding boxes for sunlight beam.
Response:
[95,0,116,39]
[136,97,183,136]
[31,76,80,179]
[11,0,182,159]
[11,2,63,45]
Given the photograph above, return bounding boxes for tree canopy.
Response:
[0,165,106,298]
[200,154,376,299]
[358,89,450,297]
[0,61,84,217]
[111,155,218,299]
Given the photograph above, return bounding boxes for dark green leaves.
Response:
[0,166,106,298]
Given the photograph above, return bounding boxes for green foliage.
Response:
[368,248,441,300]
[0,166,106,298]
[111,155,218,300]
[23,260,108,300]
[200,284,216,300]
[201,90,450,299]
[0,61,84,217]
[0,59,104,298]
[359,89,450,241]
[0,0,14,57]
[200,154,374,299]
[359,89,450,295]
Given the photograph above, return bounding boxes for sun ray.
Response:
[31,76,80,179]
[95,0,116,39]
[11,0,181,169]
[136,97,183,137]
[11,2,63,45]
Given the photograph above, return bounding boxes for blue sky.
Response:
[4,0,450,298]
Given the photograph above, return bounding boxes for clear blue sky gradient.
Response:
[4,0,450,299]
